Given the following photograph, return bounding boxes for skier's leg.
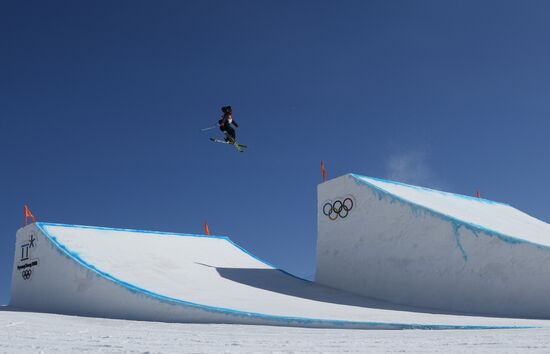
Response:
[226,126,236,141]
[220,126,231,142]
[224,126,235,143]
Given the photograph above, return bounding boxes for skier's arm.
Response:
[232,120,239,128]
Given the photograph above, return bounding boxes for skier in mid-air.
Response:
[218,105,239,143]
[207,105,247,152]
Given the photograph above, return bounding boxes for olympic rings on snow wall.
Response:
[21,269,32,280]
[322,197,355,220]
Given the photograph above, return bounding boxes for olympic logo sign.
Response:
[17,234,39,281]
[21,269,32,280]
[323,197,354,220]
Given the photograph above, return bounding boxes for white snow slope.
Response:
[2,308,550,354]
[317,174,550,319]
[9,223,550,330]
[357,175,550,246]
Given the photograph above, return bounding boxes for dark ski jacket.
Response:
[218,113,239,129]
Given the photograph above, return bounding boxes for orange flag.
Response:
[476,190,481,198]
[204,220,210,236]
[24,205,37,225]
[321,161,327,182]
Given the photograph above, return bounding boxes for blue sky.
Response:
[1,0,549,305]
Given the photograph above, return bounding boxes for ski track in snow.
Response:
[1,309,550,353]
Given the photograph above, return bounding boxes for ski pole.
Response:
[201,125,218,131]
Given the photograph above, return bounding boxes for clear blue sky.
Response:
[1,0,549,305]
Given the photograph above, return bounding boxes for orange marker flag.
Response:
[476,190,481,198]
[321,161,327,182]
[204,220,210,236]
[24,205,37,225]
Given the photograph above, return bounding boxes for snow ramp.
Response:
[317,174,550,319]
[10,223,549,329]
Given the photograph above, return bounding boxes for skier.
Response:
[218,105,239,143]
[206,105,247,152]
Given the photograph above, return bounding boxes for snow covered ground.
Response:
[2,308,550,353]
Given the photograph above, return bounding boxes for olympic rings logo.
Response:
[323,198,354,220]
[21,269,32,280]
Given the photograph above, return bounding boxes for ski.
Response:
[209,138,248,151]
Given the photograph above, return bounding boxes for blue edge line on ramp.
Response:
[35,222,535,330]
[350,174,550,252]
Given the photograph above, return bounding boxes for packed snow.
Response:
[354,174,550,246]
[317,174,550,318]
[13,223,550,329]
[2,308,550,353]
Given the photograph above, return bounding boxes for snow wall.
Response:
[10,222,544,329]
[316,174,550,319]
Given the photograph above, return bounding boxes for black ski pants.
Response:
[220,125,236,141]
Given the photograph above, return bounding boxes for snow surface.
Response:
[2,308,550,353]
[12,223,547,329]
[317,174,550,318]
[354,175,550,247]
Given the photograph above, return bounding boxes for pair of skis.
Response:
[209,138,248,153]
[202,125,248,152]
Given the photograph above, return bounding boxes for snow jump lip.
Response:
[27,222,538,330]
[349,174,550,251]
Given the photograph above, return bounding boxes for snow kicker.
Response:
[317,174,550,319]
[9,222,546,329]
